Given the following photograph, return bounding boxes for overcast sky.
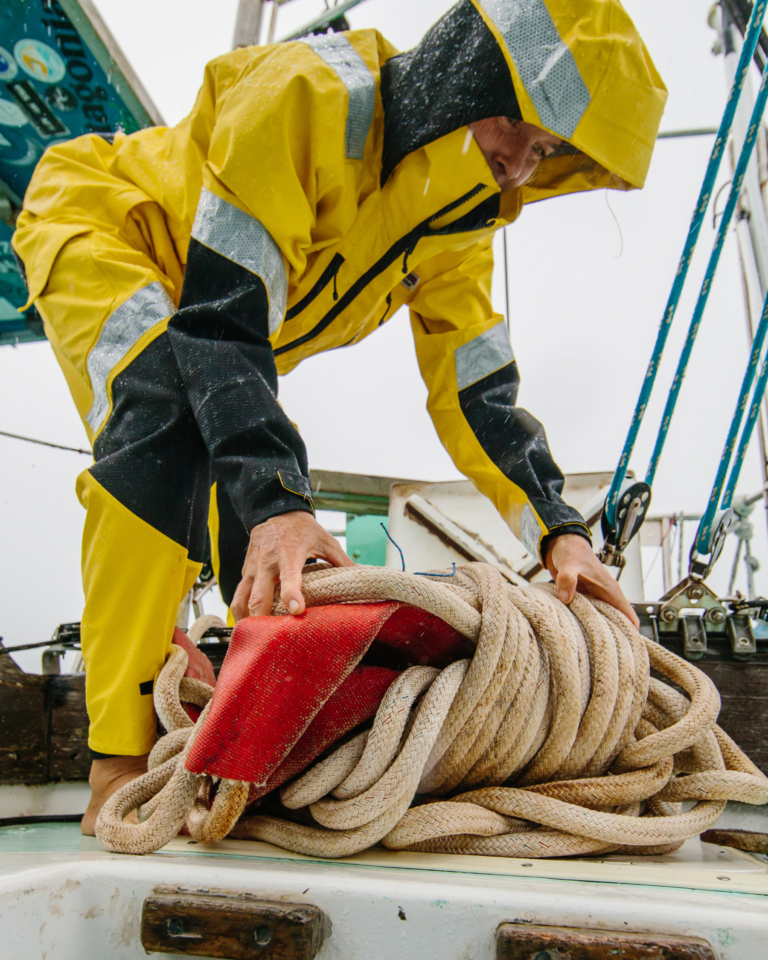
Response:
[3,0,767,670]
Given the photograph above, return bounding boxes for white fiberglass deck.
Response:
[1,822,767,959]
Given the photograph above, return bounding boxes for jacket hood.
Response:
[381,0,667,198]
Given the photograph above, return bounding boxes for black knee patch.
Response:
[91,332,211,559]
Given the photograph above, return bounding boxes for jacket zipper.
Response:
[378,292,393,326]
[285,253,345,321]
[275,183,490,357]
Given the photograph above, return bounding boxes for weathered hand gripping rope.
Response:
[96,564,768,857]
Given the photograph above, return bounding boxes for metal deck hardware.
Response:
[659,578,728,627]
[598,478,651,573]
[690,509,736,579]
[634,585,767,663]
[680,614,709,659]
[726,613,758,656]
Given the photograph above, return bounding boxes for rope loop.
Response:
[96,564,768,858]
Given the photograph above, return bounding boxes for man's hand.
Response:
[231,511,354,622]
[545,534,640,629]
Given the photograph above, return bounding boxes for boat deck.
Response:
[2,822,767,959]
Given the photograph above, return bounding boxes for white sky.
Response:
[3,0,768,670]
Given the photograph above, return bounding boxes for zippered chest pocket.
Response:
[285,252,345,322]
[276,186,499,357]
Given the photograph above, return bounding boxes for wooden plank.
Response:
[0,655,90,784]
[0,653,48,783]
[695,661,768,775]
[48,675,90,781]
[141,891,330,959]
[497,924,715,959]
[701,828,768,854]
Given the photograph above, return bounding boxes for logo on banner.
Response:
[45,85,77,112]
[0,98,27,127]
[0,46,18,81]
[14,39,66,84]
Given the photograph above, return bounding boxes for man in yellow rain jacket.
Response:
[13,0,666,831]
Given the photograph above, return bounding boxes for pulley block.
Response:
[690,508,735,579]
[599,479,652,571]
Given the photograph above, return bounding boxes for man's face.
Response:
[470,117,563,190]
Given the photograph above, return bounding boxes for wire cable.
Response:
[0,428,91,456]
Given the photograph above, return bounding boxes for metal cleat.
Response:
[726,614,757,659]
[680,615,708,660]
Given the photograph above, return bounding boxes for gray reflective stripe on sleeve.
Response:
[455,320,514,391]
[476,0,590,139]
[301,34,375,160]
[192,187,287,336]
[86,281,175,433]
[520,502,544,556]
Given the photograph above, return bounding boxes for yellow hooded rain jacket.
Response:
[13,0,666,755]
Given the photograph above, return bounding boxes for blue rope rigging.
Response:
[653,58,768,548]
[724,327,768,506]
[697,269,768,552]
[604,0,768,528]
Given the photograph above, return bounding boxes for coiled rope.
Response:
[95,564,768,858]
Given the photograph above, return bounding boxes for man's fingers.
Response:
[249,573,277,617]
[315,533,355,568]
[589,571,639,628]
[279,562,306,616]
[231,577,253,622]
[234,513,354,621]
[556,568,578,606]
[576,573,640,629]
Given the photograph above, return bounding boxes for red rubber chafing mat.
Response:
[186,602,469,787]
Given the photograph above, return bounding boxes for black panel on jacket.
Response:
[380,0,521,184]
[91,331,212,560]
[169,239,313,532]
[458,363,590,535]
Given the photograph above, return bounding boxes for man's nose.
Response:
[500,149,536,188]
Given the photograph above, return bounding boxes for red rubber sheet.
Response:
[186,601,469,789]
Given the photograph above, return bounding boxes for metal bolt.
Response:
[661,608,678,623]
[709,609,726,624]
[687,584,704,601]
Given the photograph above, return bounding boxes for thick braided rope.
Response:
[95,564,768,857]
